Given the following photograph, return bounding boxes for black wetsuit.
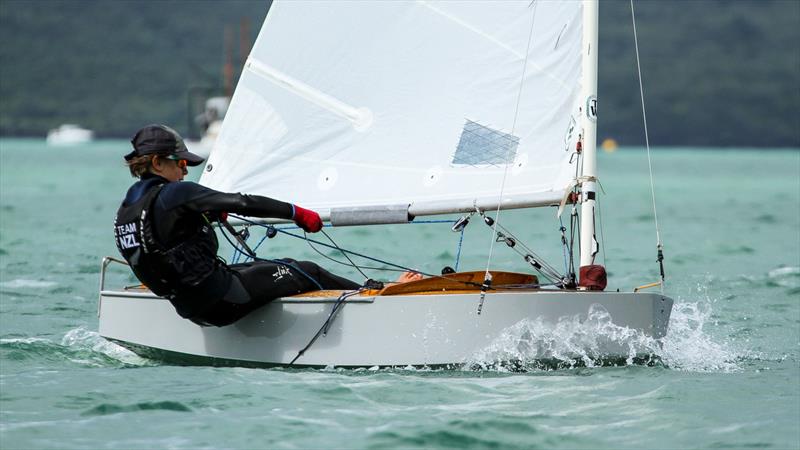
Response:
[115,173,360,326]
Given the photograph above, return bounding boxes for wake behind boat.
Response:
[99,0,674,368]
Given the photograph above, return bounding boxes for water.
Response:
[1,139,798,449]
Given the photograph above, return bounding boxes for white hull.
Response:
[46,124,93,146]
[185,120,221,160]
[98,289,673,368]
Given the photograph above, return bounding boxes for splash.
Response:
[0,328,151,367]
[60,327,153,367]
[657,301,741,372]
[467,298,744,373]
[467,304,654,371]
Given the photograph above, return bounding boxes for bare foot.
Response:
[396,271,423,283]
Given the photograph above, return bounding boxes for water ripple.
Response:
[82,401,192,416]
[0,279,58,289]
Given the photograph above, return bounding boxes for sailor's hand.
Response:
[292,205,323,233]
[396,271,423,283]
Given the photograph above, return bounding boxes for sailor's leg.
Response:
[192,261,313,326]
[193,260,360,327]
[280,258,362,290]
[230,260,321,298]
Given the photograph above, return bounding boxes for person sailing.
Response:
[114,124,377,327]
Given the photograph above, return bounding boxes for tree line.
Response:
[1,0,797,147]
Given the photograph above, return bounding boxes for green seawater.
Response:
[1,139,798,449]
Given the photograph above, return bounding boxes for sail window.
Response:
[452,120,519,166]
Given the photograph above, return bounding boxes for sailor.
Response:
[114,124,364,327]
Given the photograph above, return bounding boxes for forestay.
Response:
[199,0,585,225]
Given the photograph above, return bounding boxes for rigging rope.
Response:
[454,223,466,272]
[480,212,565,284]
[224,215,557,295]
[288,288,365,366]
[319,229,370,280]
[558,216,570,275]
[595,188,607,269]
[630,0,666,291]
[219,219,543,367]
[478,2,539,314]
[226,215,488,287]
[215,218,323,290]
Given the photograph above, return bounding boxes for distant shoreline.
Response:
[1,136,797,151]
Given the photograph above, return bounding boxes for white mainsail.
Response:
[200,0,586,224]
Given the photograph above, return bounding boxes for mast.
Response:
[224,25,234,98]
[579,0,600,268]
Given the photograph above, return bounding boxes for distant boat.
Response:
[46,124,94,146]
[601,138,619,152]
[185,96,230,159]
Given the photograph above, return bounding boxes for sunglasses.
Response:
[162,154,188,168]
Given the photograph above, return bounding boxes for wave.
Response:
[0,327,153,367]
[734,266,799,290]
[767,266,799,288]
[0,279,58,289]
[82,401,192,416]
[768,266,799,277]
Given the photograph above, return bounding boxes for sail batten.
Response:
[200,1,585,221]
[417,0,526,59]
[245,58,373,131]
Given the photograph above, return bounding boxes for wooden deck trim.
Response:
[286,271,539,298]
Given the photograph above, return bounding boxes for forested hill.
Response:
[0,0,798,147]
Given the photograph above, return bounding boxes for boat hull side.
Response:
[98,290,673,367]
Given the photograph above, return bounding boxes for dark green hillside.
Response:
[0,0,798,146]
[599,0,799,147]
[0,0,268,139]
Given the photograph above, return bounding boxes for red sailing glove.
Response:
[292,205,323,233]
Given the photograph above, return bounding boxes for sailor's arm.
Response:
[187,190,293,220]
[173,182,322,232]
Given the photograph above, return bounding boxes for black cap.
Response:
[125,124,205,166]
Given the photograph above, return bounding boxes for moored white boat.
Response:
[46,124,94,146]
[185,96,230,159]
